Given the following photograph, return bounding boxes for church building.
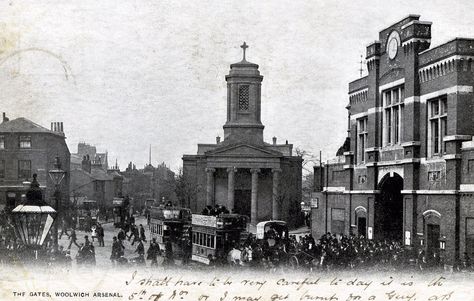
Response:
[183,43,302,226]
[312,15,474,266]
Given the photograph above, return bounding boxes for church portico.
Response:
[227,167,236,211]
[202,164,283,224]
[272,168,282,220]
[205,167,216,207]
[250,168,260,225]
[183,43,302,226]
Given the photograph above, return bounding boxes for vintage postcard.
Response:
[1,0,474,300]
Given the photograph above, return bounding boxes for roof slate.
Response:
[0,117,64,137]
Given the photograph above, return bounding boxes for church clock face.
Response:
[386,31,401,60]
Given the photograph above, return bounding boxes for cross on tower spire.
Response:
[240,42,249,61]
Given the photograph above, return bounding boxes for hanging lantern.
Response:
[48,157,66,187]
[11,174,56,248]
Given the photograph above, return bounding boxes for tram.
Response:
[191,214,248,265]
[149,207,192,260]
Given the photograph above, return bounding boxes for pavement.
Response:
[59,215,152,269]
[59,217,311,269]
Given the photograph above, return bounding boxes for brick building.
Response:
[0,114,70,211]
[312,15,474,265]
[183,44,302,226]
[70,142,108,171]
[70,153,122,210]
[121,161,176,211]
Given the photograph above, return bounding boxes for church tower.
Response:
[183,42,302,227]
[223,42,264,145]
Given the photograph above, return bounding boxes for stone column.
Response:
[250,168,260,225]
[272,168,282,220]
[227,167,236,212]
[205,168,216,207]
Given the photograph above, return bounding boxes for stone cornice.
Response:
[401,190,457,195]
[443,135,472,142]
[401,141,421,147]
[343,190,380,195]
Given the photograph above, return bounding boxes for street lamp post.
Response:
[11,174,57,260]
[48,157,66,252]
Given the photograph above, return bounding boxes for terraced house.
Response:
[312,15,474,266]
[0,113,70,211]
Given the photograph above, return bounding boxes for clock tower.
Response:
[223,42,265,145]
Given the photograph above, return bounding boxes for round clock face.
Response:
[386,31,401,60]
[388,38,398,59]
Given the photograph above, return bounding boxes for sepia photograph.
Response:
[0,0,474,300]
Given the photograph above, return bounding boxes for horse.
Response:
[227,247,252,266]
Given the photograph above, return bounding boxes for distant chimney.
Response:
[216,136,221,144]
[82,155,91,173]
[2,112,9,123]
[272,136,277,145]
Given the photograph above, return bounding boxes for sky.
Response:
[1,0,474,172]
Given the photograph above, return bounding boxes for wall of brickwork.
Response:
[415,194,458,264]
[70,169,95,202]
[350,194,375,236]
[461,147,474,184]
[313,16,474,265]
[418,161,447,190]
[0,132,70,210]
[460,193,474,256]
[456,93,474,134]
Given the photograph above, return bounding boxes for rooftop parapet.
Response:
[349,76,368,94]
[419,38,474,67]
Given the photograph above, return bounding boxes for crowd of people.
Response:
[1,204,474,273]
[201,204,230,216]
[110,221,177,268]
[220,232,474,272]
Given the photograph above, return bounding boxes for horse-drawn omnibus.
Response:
[256,220,316,269]
[112,197,129,228]
[145,199,157,209]
[191,214,248,265]
[76,199,98,231]
[149,207,192,260]
[256,220,289,245]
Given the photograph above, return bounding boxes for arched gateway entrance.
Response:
[375,173,404,241]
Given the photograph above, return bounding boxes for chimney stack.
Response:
[216,136,221,144]
[50,122,64,133]
[82,155,92,173]
[272,136,277,145]
[2,112,9,123]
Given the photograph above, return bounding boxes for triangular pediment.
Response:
[205,143,282,157]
